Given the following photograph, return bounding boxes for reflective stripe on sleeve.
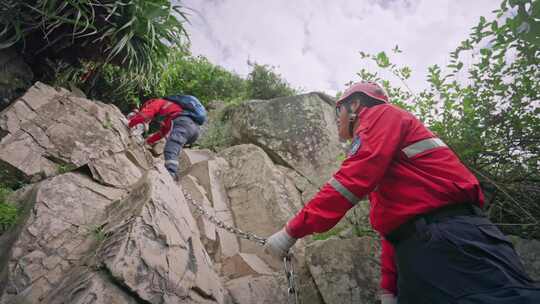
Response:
[329,177,360,205]
[165,159,179,166]
[402,138,447,158]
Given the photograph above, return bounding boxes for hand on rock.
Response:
[264,228,297,259]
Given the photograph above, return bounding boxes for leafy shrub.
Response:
[51,48,300,113]
[0,0,189,72]
[0,184,18,233]
[245,61,298,100]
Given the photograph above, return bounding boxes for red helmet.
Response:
[336,81,389,106]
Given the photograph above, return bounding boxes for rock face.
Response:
[0,84,359,304]
[306,237,381,304]
[13,83,540,304]
[0,48,33,111]
[98,165,228,304]
[0,172,127,303]
[0,83,229,304]
[229,93,343,188]
[218,144,303,269]
[0,82,150,188]
[0,166,230,304]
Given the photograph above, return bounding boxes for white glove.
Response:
[126,111,138,119]
[380,292,397,304]
[265,228,297,259]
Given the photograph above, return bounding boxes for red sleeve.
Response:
[286,106,406,238]
[286,183,354,238]
[128,99,164,128]
[380,238,397,295]
[145,132,163,145]
[128,114,146,128]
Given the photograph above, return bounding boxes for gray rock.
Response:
[221,253,273,280]
[218,144,303,270]
[225,275,287,304]
[306,237,381,304]
[217,144,325,304]
[98,166,227,304]
[179,149,215,176]
[228,92,343,188]
[43,268,139,304]
[0,173,127,303]
[188,158,240,259]
[0,82,150,187]
[181,174,219,258]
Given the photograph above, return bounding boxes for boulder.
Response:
[0,82,150,187]
[88,150,149,188]
[225,275,287,304]
[0,173,127,303]
[218,144,303,269]
[179,149,215,175]
[0,163,229,304]
[221,253,273,280]
[228,92,343,188]
[98,165,228,304]
[189,158,240,259]
[42,269,139,304]
[0,48,33,111]
[181,174,219,257]
[306,237,381,304]
[277,165,319,204]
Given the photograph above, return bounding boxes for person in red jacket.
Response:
[265,82,540,303]
[128,97,200,178]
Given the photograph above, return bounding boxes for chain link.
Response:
[284,255,299,304]
[182,190,268,246]
[183,190,299,303]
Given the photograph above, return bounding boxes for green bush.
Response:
[196,120,234,152]
[154,51,248,104]
[0,185,18,233]
[51,48,300,113]
[245,61,298,100]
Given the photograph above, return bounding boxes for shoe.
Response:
[168,171,178,181]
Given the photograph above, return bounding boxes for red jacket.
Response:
[286,104,484,295]
[128,98,183,144]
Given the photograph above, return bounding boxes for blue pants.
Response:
[394,215,540,303]
[164,116,200,176]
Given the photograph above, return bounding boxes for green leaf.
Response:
[375,51,391,68]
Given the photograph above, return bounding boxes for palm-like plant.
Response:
[0,0,189,71]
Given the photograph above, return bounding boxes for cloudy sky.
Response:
[181,0,500,95]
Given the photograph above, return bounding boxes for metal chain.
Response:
[283,255,299,304]
[183,190,299,303]
[182,190,268,246]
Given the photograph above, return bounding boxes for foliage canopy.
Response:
[0,0,189,71]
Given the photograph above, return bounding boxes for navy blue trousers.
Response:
[164,116,200,176]
[394,215,540,303]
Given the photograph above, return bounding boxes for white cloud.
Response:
[180,0,500,95]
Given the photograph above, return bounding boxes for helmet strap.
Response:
[348,113,358,137]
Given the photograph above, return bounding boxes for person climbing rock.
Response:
[128,95,206,179]
[265,81,540,304]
